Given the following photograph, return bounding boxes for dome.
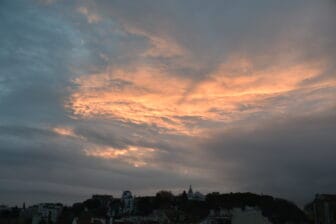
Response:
[122,190,133,199]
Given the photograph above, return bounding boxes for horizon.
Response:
[0,185,322,208]
[0,188,318,208]
[1,0,336,209]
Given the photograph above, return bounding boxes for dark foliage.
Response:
[0,191,307,224]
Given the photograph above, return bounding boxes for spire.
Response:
[188,185,193,194]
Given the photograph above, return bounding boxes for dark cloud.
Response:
[0,123,206,205]
[203,110,336,205]
[92,0,336,74]
[0,0,76,123]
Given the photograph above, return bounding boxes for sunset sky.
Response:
[1,0,336,206]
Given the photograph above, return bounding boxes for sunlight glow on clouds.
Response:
[84,145,157,168]
[67,56,332,136]
[52,127,78,138]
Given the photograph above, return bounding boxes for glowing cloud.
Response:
[52,127,78,138]
[67,56,334,136]
[84,145,157,168]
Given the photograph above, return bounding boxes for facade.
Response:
[112,210,169,224]
[32,203,63,224]
[121,191,135,214]
[231,207,271,224]
[200,207,271,224]
[200,208,232,224]
[305,194,336,224]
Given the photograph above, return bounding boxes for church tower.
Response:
[187,185,194,199]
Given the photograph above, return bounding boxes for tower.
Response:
[188,185,194,199]
[121,190,134,214]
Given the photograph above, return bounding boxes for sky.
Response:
[0,0,336,206]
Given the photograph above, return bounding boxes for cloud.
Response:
[202,110,336,205]
[0,0,336,206]
[52,126,79,138]
[84,145,157,168]
[67,57,335,136]
[77,6,102,24]
[90,0,336,72]
[0,123,209,205]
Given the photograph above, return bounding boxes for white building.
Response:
[231,207,271,224]
[32,203,63,224]
[201,207,271,224]
[121,190,134,214]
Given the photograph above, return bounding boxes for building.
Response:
[200,207,271,224]
[187,185,206,201]
[231,207,271,224]
[32,203,63,224]
[121,191,135,214]
[112,210,169,224]
[72,215,113,224]
[200,208,232,224]
[305,194,336,224]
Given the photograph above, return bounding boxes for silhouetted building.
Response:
[187,185,205,201]
[201,207,271,224]
[305,194,336,224]
[121,191,134,214]
[32,203,63,224]
[92,194,113,207]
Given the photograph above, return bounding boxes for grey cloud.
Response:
[91,0,336,76]
[202,110,336,205]
[0,0,75,123]
[0,123,207,205]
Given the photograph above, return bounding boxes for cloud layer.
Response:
[0,0,335,206]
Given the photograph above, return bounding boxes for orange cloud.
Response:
[67,56,333,135]
[84,145,157,168]
[53,126,78,138]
